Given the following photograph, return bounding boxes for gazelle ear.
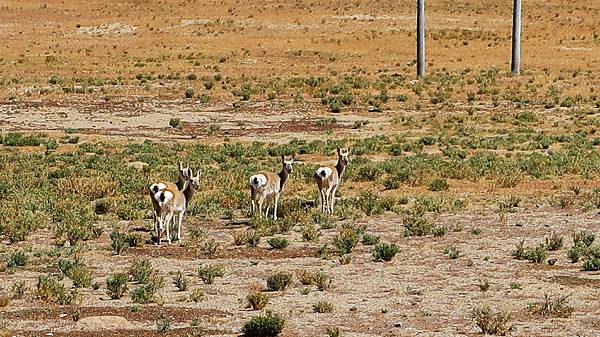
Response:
[196,170,202,178]
[187,168,192,178]
[179,161,184,170]
[337,146,341,154]
[281,154,285,161]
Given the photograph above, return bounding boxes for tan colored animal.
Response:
[249,155,293,220]
[154,180,188,245]
[173,169,201,243]
[149,162,189,232]
[314,147,350,214]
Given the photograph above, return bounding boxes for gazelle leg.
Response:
[324,189,330,214]
[320,189,325,213]
[177,211,184,243]
[331,185,338,213]
[156,214,164,245]
[258,198,264,219]
[251,199,256,216]
[273,194,279,220]
[165,212,173,244]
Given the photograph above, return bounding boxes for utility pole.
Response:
[417,0,425,78]
[511,0,522,76]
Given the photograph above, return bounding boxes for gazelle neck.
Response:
[278,167,290,192]
[335,159,347,180]
[183,184,198,207]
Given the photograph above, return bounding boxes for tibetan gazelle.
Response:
[249,155,294,220]
[314,147,349,214]
[149,162,189,232]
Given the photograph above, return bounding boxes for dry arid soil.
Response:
[2,0,600,336]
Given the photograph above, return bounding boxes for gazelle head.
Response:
[178,161,190,181]
[281,154,294,174]
[337,147,350,165]
[188,169,201,190]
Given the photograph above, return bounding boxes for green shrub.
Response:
[267,237,289,249]
[241,311,285,337]
[129,258,153,283]
[106,273,129,299]
[173,271,188,291]
[373,242,399,262]
[5,250,28,269]
[110,228,129,255]
[156,311,171,334]
[545,232,563,251]
[247,291,269,310]
[130,275,164,304]
[314,271,332,291]
[11,281,28,299]
[266,272,292,291]
[428,178,449,191]
[472,305,512,335]
[36,274,77,305]
[583,257,600,271]
[362,233,380,245]
[444,246,460,259]
[169,117,181,128]
[313,300,334,313]
[127,232,146,247]
[197,264,224,284]
[527,294,573,317]
[573,231,595,247]
[333,227,360,256]
[190,288,204,302]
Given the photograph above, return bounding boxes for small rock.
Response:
[394,321,403,328]
[127,161,148,170]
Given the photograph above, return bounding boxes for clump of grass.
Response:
[314,271,332,291]
[472,305,512,335]
[372,242,399,262]
[333,226,361,256]
[5,250,28,269]
[428,178,449,191]
[11,281,27,299]
[512,240,547,263]
[444,246,460,259]
[197,264,224,284]
[130,275,164,304]
[190,288,204,302]
[362,233,380,245]
[527,294,573,317]
[110,228,129,255]
[173,271,188,291]
[106,273,129,299]
[156,310,171,334]
[267,237,289,249]
[129,258,153,284]
[545,232,563,251]
[266,272,292,291]
[36,274,77,305]
[241,311,285,337]
[325,326,342,337]
[247,291,269,310]
[477,279,490,292]
[169,117,181,128]
[296,269,315,286]
[313,300,334,313]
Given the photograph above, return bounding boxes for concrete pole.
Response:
[417,0,425,78]
[511,0,522,76]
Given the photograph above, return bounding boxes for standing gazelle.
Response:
[149,162,189,232]
[249,155,294,220]
[154,179,188,245]
[315,147,350,214]
[172,169,201,243]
